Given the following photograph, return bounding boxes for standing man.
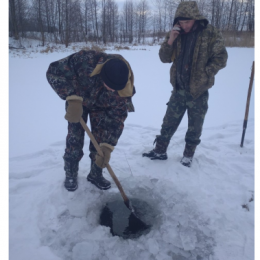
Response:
[143,1,227,167]
[46,50,135,191]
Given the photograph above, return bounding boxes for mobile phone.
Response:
[173,21,184,34]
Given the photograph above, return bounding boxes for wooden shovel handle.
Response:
[79,118,130,205]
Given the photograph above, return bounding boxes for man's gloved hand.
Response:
[95,143,114,168]
[65,95,83,123]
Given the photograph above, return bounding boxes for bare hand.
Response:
[168,25,181,45]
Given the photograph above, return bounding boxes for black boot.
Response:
[142,135,169,160]
[142,150,168,160]
[87,162,111,190]
[64,159,79,191]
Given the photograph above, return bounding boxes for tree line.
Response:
[9,0,255,46]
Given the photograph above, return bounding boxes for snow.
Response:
[9,42,255,260]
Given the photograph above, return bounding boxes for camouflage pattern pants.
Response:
[156,89,209,156]
[63,103,125,164]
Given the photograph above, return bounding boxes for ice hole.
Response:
[99,198,159,239]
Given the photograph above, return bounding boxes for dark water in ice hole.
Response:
[100,198,159,239]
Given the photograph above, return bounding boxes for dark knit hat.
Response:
[100,59,129,91]
[173,17,193,26]
[177,17,193,21]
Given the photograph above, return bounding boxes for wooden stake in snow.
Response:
[240,61,254,147]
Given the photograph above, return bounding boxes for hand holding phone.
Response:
[168,24,181,45]
[172,26,181,31]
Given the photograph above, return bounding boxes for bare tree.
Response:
[135,0,150,43]
[101,0,107,43]
[152,0,168,40]
[88,0,100,42]
[35,0,45,45]
[165,0,178,30]
[236,0,244,31]
[8,0,255,45]
[121,0,134,43]
[247,0,254,31]
[240,0,249,31]
[108,0,119,42]
[9,0,28,39]
[100,0,119,43]
[197,0,208,17]
[9,0,19,39]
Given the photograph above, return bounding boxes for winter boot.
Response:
[180,144,196,167]
[64,159,79,191]
[87,161,111,190]
[142,135,169,160]
[180,156,193,167]
[142,150,168,160]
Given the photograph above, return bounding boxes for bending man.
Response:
[47,50,135,191]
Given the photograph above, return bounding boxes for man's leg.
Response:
[63,104,88,191]
[143,90,186,160]
[86,111,111,190]
[181,91,209,166]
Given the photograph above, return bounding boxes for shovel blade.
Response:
[123,212,150,236]
[100,200,151,239]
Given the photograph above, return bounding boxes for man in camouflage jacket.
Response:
[143,1,227,167]
[46,50,135,191]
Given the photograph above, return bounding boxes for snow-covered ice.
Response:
[9,43,254,260]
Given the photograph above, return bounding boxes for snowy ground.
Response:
[9,41,255,260]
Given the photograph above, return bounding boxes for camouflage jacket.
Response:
[46,50,135,146]
[159,1,228,99]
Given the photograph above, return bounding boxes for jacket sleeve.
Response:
[206,29,228,76]
[159,32,177,63]
[46,51,92,100]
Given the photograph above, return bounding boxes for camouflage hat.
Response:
[100,59,129,91]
